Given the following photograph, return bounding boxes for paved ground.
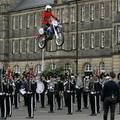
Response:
[6,97,120,120]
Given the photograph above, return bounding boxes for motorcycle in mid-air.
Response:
[34,17,64,49]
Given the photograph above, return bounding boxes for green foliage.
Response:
[42,65,64,77]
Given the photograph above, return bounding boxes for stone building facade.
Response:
[0,0,120,75]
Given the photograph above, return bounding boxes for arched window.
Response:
[99,62,105,73]
[35,64,42,74]
[50,63,56,70]
[64,63,72,73]
[13,65,21,74]
[84,63,92,72]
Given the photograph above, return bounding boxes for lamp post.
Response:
[75,0,79,75]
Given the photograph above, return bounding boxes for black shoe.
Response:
[76,109,82,112]
[83,107,88,109]
[97,111,100,113]
[57,108,62,110]
[48,111,54,113]
[26,116,34,119]
[90,114,96,116]
[41,106,45,108]
[67,113,72,115]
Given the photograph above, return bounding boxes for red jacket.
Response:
[41,11,57,25]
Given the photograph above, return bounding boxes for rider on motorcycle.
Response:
[41,5,58,39]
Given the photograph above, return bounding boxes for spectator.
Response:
[101,72,120,120]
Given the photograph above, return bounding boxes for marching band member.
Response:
[0,79,7,119]
[47,75,55,113]
[4,79,14,117]
[88,75,97,116]
[31,78,37,110]
[75,74,83,112]
[94,75,102,114]
[83,76,90,109]
[24,72,34,118]
[64,75,74,115]
[40,75,47,108]
[14,75,21,109]
[88,75,102,116]
[54,75,64,110]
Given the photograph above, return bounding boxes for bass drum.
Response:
[36,81,45,94]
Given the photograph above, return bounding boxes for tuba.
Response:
[36,80,45,94]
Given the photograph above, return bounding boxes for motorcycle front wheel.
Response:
[55,27,64,46]
[37,36,46,49]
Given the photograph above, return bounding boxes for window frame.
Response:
[90,4,95,21]
[12,16,16,30]
[71,34,76,50]
[81,33,85,49]
[101,31,105,48]
[81,5,85,22]
[90,33,95,49]
[100,3,105,19]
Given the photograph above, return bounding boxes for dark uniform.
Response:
[88,76,102,116]
[0,80,7,119]
[14,78,21,109]
[54,78,64,110]
[4,80,13,117]
[94,79,102,113]
[25,79,34,118]
[31,80,37,110]
[65,77,74,115]
[75,75,83,112]
[83,76,90,109]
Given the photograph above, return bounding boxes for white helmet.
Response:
[45,5,52,10]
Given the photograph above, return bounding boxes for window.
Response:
[100,3,105,19]
[118,26,120,43]
[81,33,85,49]
[27,14,30,28]
[35,64,42,74]
[81,6,85,21]
[90,4,94,20]
[27,39,30,52]
[62,8,68,23]
[71,34,76,49]
[90,33,95,49]
[99,62,105,73]
[50,63,56,70]
[84,63,92,72]
[35,39,37,52]
[118,0,120,11]
[19,40,22,53]
[71,7,75,22]
[12,40,15,54]
[19,16,23,29]
[101,32,105,48]
[13,16,16,30]
[13,65,21,74]
[64,63,71,71]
